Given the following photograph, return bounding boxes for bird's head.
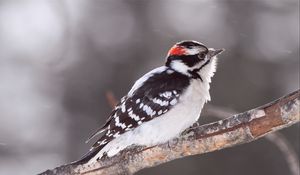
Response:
[165,40,224,81]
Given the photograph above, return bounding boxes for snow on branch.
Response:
[40,89,300,175]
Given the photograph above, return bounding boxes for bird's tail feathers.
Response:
[85,128,106,143]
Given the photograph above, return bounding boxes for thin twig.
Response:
[265,133,299,175]
[105,91,118,108]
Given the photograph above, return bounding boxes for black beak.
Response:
[208,48,225,58]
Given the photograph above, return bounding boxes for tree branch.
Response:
[40,89,300,175]
[203,104,299,175]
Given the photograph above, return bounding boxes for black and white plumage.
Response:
[75,40,224,164]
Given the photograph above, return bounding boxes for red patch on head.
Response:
[167,46,186,56]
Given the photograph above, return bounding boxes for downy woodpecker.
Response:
[76,40,224,164]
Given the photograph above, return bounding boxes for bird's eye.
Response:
[198,52,206,60]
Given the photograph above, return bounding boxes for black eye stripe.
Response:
[180,55,201,67]
[166,54,203,67]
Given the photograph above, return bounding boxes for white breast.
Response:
[130,79,211,145]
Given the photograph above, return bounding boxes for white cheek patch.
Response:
[170,60,190,76]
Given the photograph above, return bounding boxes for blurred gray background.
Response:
[0,0,299,174]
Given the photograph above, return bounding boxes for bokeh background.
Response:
[0,0,299,174]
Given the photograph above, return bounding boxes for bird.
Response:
[74,40,224,165]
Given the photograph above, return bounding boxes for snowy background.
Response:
[0,0,299,174]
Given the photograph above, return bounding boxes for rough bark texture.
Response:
[40,89,300,175]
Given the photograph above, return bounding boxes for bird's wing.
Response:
[75,69,190,164]
[90,69,190,149]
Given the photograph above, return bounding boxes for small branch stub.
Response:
[40,89,300,175]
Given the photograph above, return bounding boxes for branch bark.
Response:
[203,104,299,175]
[40,89,300,175]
